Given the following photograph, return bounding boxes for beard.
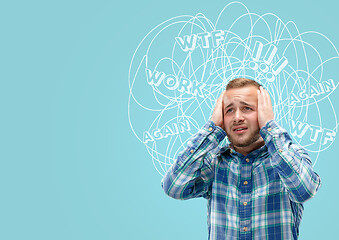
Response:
[226,129,262,148]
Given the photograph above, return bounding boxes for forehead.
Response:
[223,86,258,106]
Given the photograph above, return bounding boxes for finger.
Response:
[261,86,269,106]
[211,91,225,128]
[219,90,225,102]
[263,88,272,109]
[266,90,274,117]
[257,87,264,106]
[212,91,223,111]
[265,89,272,106]
[214,91,222,105]
[263,88,274,117]
[220,91,225,113]
[220,91,226,107]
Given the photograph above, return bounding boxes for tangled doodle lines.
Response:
[128,2,339,175]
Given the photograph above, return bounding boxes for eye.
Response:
[244,106,252,111]
[225,108,233,114]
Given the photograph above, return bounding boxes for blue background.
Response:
[1,0,338,239]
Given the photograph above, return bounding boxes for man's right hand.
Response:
[211,91,225,131]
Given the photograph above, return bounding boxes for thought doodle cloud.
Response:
[128,2,339,175]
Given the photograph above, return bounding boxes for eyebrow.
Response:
[224,103,234,109]
[224,101,254,109]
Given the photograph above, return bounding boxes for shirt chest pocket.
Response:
[252,163,283,197]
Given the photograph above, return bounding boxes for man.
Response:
[162,78,321,240]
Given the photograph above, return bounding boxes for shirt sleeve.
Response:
[161,120,226,200]
[260,120,321,203]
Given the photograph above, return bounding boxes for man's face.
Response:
[223,86,264,150]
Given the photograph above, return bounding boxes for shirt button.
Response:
[268,127,272,131]
[243,202,247,206]
[245,158,250,163]
[190,149,194,153]
[243,181,248,185]
[279,149,283,153]
[208,127,213,131]
[243,227,248,232]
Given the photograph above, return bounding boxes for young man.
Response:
[162,78,321,240]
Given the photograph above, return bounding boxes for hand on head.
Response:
[210,86,274,131]
[257,86,274,128]
[211,91,225,131]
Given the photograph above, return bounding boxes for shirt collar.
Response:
[221,143,268,159]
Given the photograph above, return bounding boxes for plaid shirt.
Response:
[162,120,321,240]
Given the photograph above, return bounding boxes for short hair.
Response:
[226,78,261,90]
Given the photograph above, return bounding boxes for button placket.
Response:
[239,159,251,235]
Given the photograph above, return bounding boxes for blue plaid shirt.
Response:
[162,120,321,240]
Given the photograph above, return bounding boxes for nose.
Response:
[234,109,244,122]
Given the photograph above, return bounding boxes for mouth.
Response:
[232,126,248,134]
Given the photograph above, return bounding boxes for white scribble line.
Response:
[128,2,338,175]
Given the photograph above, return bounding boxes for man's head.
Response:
[223,78,264,155]
[226,78,262,91]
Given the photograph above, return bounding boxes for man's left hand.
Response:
[257,86,274,128]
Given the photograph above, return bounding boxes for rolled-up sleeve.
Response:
[162,120,226,200]
[260,120,321,203]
